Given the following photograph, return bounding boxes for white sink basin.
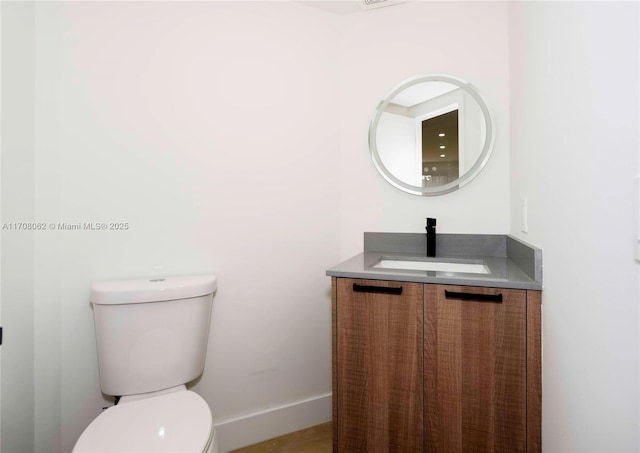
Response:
[373,258,490,274]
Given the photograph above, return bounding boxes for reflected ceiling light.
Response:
[440,154,446,158]
[439,145,446,149]
[438,133,445,137]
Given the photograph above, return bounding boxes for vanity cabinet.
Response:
[334,278,424,452]
[332,277,541,453]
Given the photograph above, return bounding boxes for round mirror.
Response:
[369,74,495,196]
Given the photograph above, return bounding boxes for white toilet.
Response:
[73,274,219,453]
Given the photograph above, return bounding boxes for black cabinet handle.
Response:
[353,283,403,295]
[444,290,502,303]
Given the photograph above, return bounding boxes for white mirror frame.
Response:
[369,74,496,196]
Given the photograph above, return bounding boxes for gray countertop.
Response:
[326,233,543,290]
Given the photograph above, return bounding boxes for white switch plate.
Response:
[521,197,528,233]
[634,176,640,262]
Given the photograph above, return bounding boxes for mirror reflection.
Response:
[370,75,494,196]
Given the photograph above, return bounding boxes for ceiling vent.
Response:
[360,0,405,10]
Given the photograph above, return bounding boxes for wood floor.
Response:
[230,422,332,453]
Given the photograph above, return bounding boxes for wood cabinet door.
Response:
[424,285,527,453]
[335,278,424,452]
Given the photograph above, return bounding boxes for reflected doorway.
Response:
[421,109,459,187]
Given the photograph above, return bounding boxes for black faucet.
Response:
[426,218,436,257]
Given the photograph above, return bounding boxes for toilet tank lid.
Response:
[91,274,217,305]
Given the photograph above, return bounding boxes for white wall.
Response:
[24,2,341,451]
[1,3,35,452]
[377,111,417,184]
[337,1,511,258]
[509,2,640,451]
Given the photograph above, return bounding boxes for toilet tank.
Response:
[90,275,217,396]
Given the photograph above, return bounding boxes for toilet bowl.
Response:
[73,275,218,453]
[74,386,218,453]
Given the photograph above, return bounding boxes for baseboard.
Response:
[214,392,332,453]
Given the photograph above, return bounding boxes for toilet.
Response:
[73,274,219,453]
